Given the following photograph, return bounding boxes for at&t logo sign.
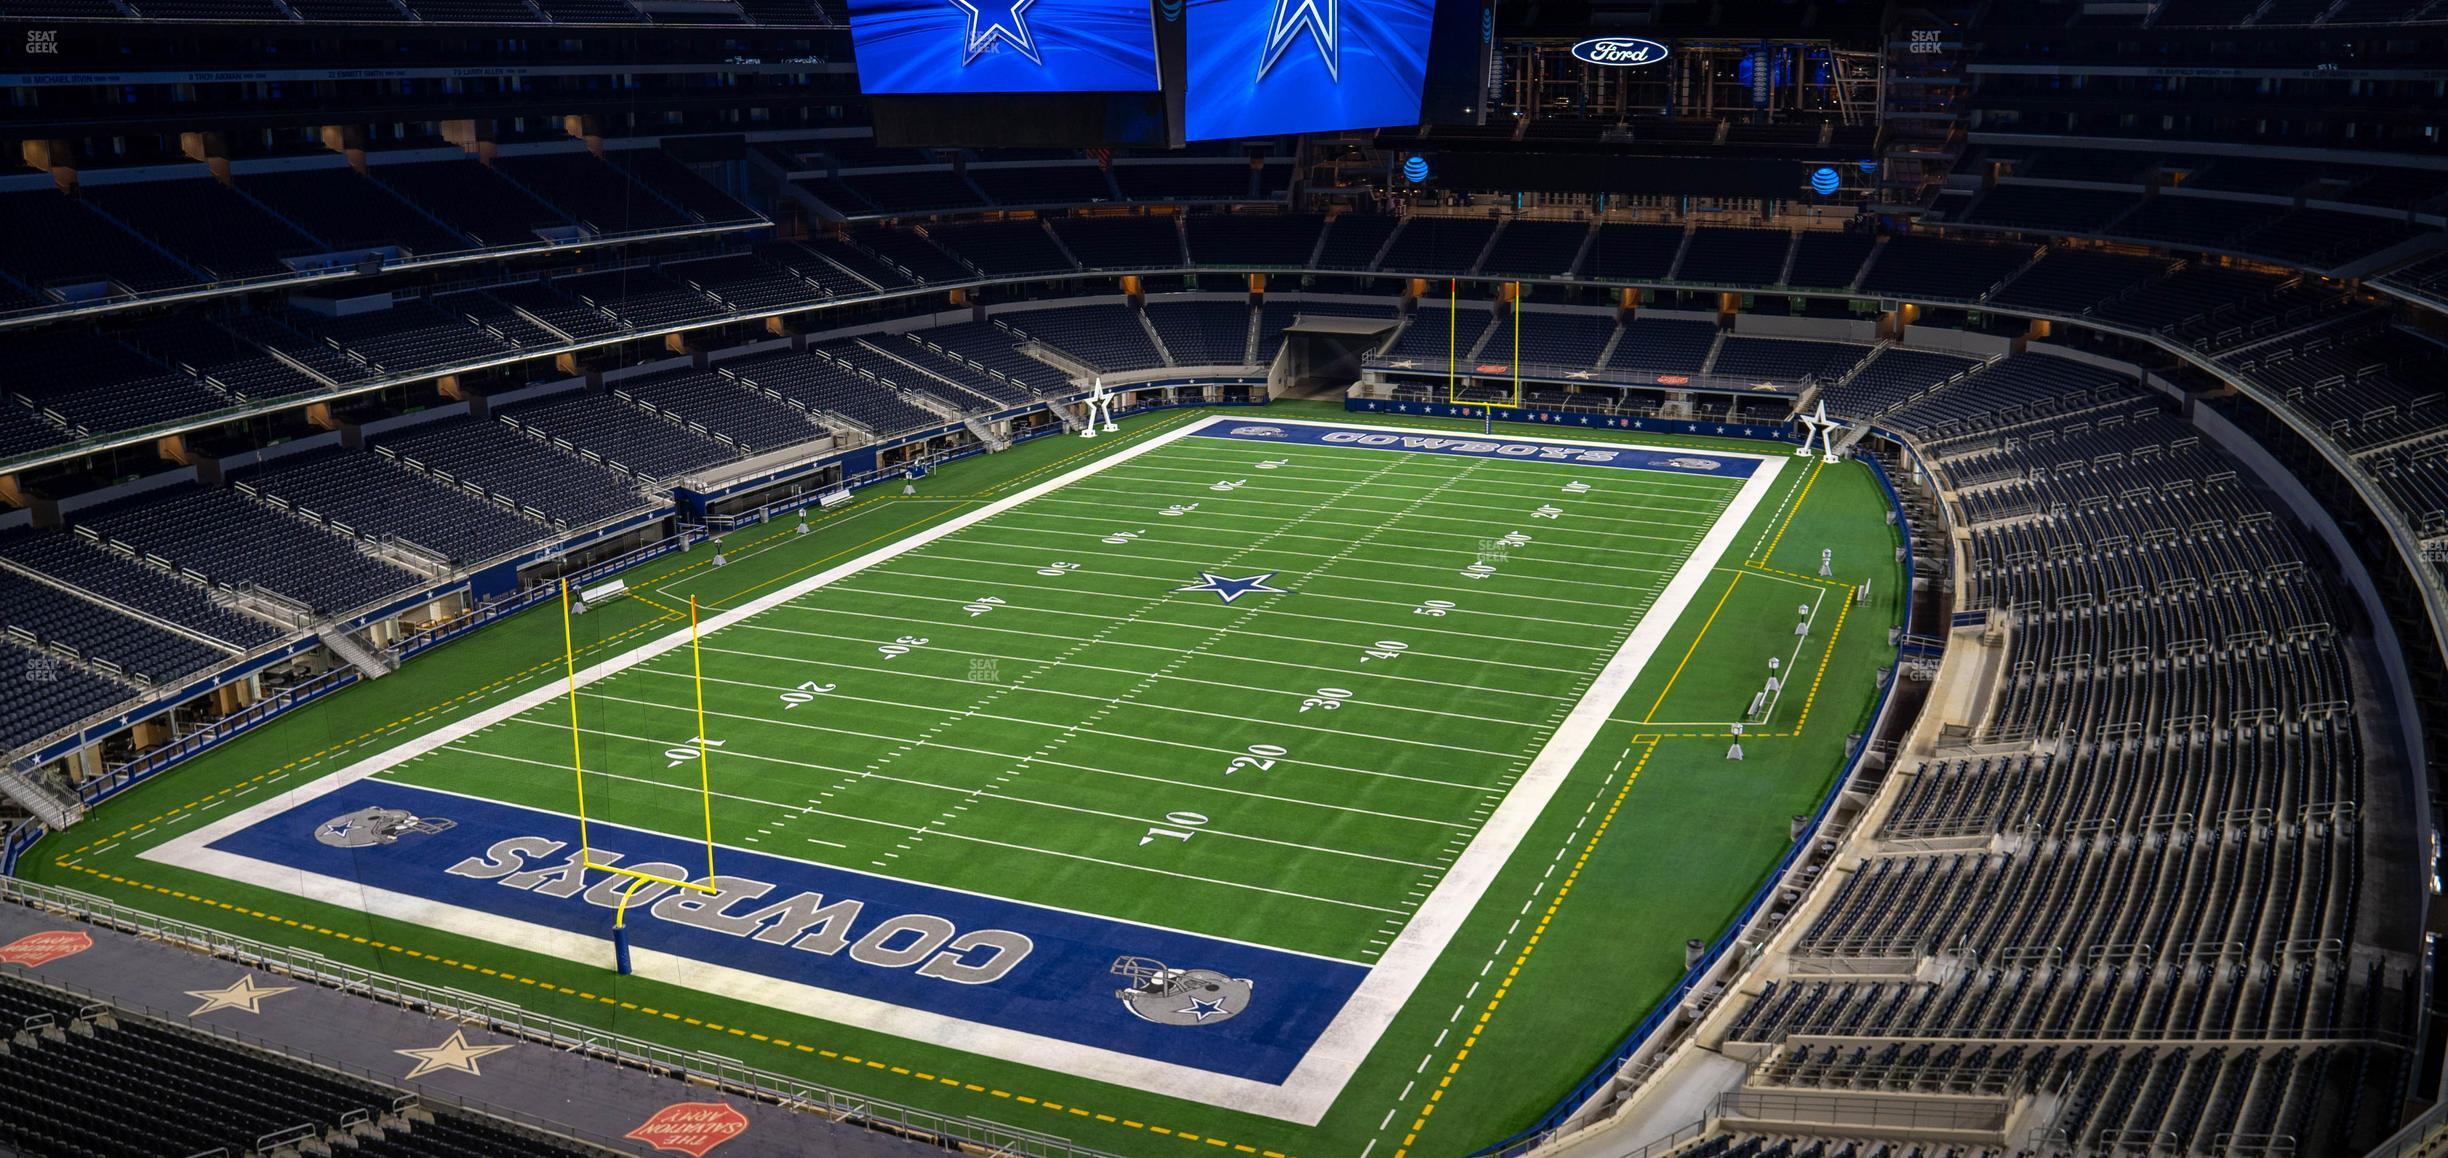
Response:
[1569,37,1667,67]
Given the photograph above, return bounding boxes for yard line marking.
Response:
[992,504,1705,567]
[967,514,1713,580]
[438,747,1415,919]
[1155,439,1741,497]
[469,729,1444,870]
[748,604,1613,679]
[1066,473,1727,524]
[910,538,1688,603]
[828,567,1614,652]
[652,652,1529,792]
[621,665,1488,812]
[940,522,1695,587]
[861,551,1647,634]
[631,654,1541,741]
[1024,489,1719,548]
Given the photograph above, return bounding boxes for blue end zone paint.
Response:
[204,780,1363,1084]
[1193,421,1763,479]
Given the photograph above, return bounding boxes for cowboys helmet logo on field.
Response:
[1227,425,1287,438]
[1111,956,1253,1027]
[1664,457,1724,470]
[315,807,457,849]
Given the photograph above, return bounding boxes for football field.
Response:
[31,403,1904,1156]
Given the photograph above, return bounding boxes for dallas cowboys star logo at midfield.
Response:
[1258,0,1338,81]
[1173,571,1288,603]
[949,0,1042,66]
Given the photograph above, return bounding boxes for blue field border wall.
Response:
[73,667,363,813]
[1473,436,1914,1157]
[2,818,45,877]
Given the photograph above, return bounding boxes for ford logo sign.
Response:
[1570,37,1668,67]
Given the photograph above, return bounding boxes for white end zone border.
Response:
[144,414,1787,1125]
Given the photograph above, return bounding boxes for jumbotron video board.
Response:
[851,0,1487,145]
[843,0,1163,94]
[1183,0,1432,139]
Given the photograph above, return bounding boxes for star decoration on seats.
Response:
[949,0,1042,66]
[1177,996,1231,1022]
[1388,359,1417,369]
[1173,571,1289,604]
[397,1030,515,1080]
[185,974,295,1017]
[1565,370,1594,379]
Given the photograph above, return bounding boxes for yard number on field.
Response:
[665,736,724,768]
[777,680,836,710]
[1300,686,1352,713]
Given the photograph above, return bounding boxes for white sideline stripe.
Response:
[143,414,1782,1126]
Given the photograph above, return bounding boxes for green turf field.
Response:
[20,402,1906,1158]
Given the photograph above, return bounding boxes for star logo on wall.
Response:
[185,974,295,1017]
[1173,572,1289,604]
[1258,0,1338,81]
[949,0,1041,66]
[397,1030,515,1080]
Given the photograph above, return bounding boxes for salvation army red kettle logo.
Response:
[0,930,92,967]
[625,1102,750,1157]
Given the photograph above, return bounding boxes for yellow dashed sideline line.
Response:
[1390,738,1661,1158]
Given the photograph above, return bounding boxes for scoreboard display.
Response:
[853,0,1486,143]
[1182,0,1437,139]
[845,0,1163,94]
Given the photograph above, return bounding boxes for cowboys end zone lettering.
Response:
[198,780,1363,1084]
[1194,422,1759,479]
